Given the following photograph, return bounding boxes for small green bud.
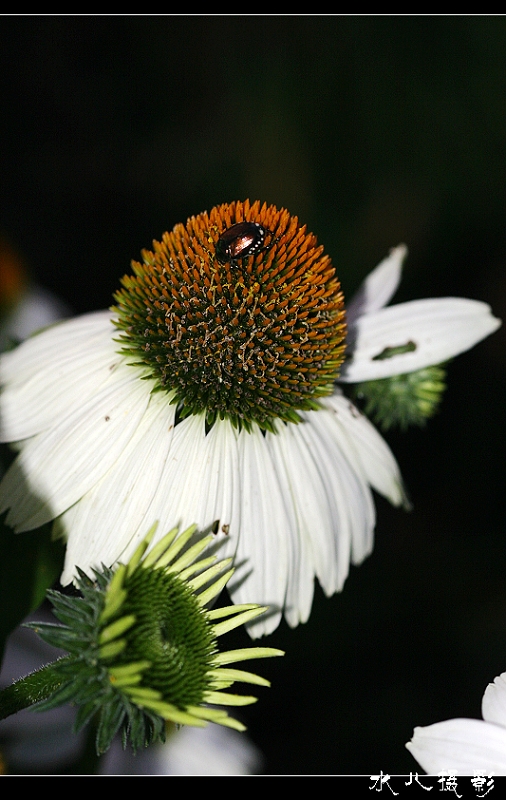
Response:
[353,363,447,431]
[8,523,283,755]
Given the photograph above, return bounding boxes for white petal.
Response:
[191,419,241,540]
[59,390,177,584]
[143,417,242,575]
[482,672,506,729]
[228,425,292,638]
[346,244,407,326]
[148,725,262,776]
[140,413,209,539]
[324,392,407,508]
[62,413,217,582]
[132,415,243,596]
[406,718,506,775]
[300,407,376,570]
[0,310,112,386]
[0,362,153,531]
[0,311,118,440]
[265,423,319,627]
[340,298,501,383]
[99,722,262,775]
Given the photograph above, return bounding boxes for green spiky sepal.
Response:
[11,524,283,756]
[353,363,447,431]
[25,566,167,755]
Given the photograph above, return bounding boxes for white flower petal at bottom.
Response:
[99,721,263,775]
[407,718,506,775]
[482,672,506,729]
[407,668,506,776]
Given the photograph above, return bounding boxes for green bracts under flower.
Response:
[2,523,283,755]
[353,364,447,431]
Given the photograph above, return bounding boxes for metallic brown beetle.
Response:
[215,222,267,265]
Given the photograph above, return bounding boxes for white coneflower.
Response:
[0,201,500,636]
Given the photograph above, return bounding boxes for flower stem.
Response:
[0,658,68,721]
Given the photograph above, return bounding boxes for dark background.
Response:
[1,15,505,775]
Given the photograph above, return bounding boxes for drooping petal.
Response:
[340,297,501,383]
[345,244,407,327]
[299,406,376,570]
[190,418,241,541]
[59,390,177,584]
[482,671,506,729]
[228,425,292,638]
[324,392,407,509]
[0,362,154,531]
[0,311,118,440]
[147,416,242,585]
[265,421,322,627]
[141,413,209,538]
[406,718,506,775]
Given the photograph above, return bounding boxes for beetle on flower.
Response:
[215,221,269,265]
[0,200,500,637]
